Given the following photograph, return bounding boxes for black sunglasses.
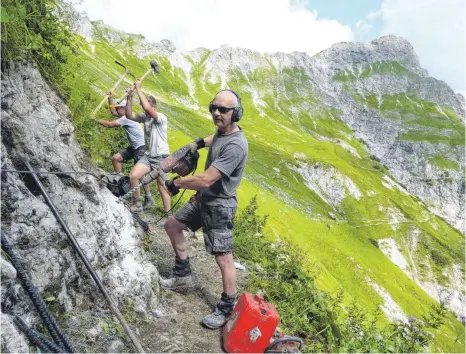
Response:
[210,104,235,114]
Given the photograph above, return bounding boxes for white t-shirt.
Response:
[116,116,145,149]
[137,112,169,156]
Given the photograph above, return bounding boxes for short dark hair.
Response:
[147,96,157,106]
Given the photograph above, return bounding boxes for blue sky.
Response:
[306,0,383,41]
[77,0,464,94]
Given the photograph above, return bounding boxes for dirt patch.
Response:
[133,211,249,353]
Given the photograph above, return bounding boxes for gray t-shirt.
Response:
[200,129,248,207]
[137,112,169,157]
[116,116,145,150]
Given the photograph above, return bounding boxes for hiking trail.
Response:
[129,210,248,353]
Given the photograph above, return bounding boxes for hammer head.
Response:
[150,60,160,73]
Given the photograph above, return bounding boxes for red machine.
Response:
[223,293,303,353]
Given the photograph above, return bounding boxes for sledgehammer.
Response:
[91,60,136,119]
[116,60,160,104]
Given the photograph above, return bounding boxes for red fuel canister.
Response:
[223,293,280,353]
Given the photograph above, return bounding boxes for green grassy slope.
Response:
[72,24,464,351]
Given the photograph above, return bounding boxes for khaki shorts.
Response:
[138,154,169,181]
[174,196,237,255]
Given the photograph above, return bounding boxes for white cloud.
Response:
[380,0,465,93]
[75,0,353,56]
[355,19,373,34]
[366,9,382,21]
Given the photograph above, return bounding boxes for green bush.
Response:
[422,302,448,329]
[334,304,432,352]
[233,196,337,351]
[431,249,449,267]
[1,0,80,94]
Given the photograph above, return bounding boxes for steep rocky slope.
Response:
[1,62,160,351]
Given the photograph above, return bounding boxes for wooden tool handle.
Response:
[116,67,155,103]
[91,71,128,119]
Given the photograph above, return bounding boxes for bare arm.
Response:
[107,90,119,117]
[203,134,214,147]
[135,80,159,120]
[98,120,120,128]
[173,166,222,190]
[109,106,119,117]
[125,91,138,121]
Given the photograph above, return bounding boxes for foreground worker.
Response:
[162,89,248,329]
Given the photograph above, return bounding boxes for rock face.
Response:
[1,314,29,353]
[290,161,362,209]
[1,62,160,350]
[378,238,465,319]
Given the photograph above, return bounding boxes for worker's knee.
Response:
[165,217,184,234]
[128,170,138,181]
[215,253,234,268]
[129,164,146,181]
[112,153,122,162]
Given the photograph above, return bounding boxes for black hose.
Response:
[265,337,304,353]
[13,316,66,353]
[1,232,73,352]
[24,160,144,353]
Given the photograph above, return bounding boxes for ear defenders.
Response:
[209,89,244,122]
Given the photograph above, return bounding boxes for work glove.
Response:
[165,176,180,196]
[189,138,206,153]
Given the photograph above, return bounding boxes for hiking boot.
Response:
[143,197,155,210]
[202,293,235,329]
[130,197,143,213]
[159,274,195,290]
[202,307,228,329]
[130,202,143,213]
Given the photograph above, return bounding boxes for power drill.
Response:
[118,139,202,201]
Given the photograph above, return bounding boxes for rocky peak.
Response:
[135,38,177,58]
[69,10,93,41]
[312,35,427,76]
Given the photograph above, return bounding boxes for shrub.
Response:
[233,196,337,351]
[431,249,449,267]
[369,238,379,248]
[1,0,80,94]
[422,302,448,329]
